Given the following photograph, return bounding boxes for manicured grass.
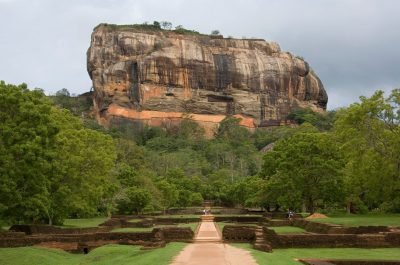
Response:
[215,214,263,217]
[61,217,109,228]
[233,244,400,265]
[269,226,307,234]
[112,222,199,232]
[0,243,187,265]
[112,227,154,232]
[217,222,258,231]
[156,215,200,219]
[308,213,400,227]
[127,218,144,223]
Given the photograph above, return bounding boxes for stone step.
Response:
[195,239,222,243]
[253,243,272,252]
[201,215,215,222]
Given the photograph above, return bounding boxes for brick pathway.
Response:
[170,219,258,265]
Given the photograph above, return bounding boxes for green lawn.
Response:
[215,214,263,217]
[112,222,199,232]
[0,243,187,265]
[269,226,307,234]
[308,213,400,227]
[127,218,144,223]
[61,217,109,228]
[156,215,200,219]
[217,222,258,231]
[234,244,400,265]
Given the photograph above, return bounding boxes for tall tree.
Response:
[334,89,400,212]
[0,81,58,223]
[260,132,344,213]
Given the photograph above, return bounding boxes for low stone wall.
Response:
[263,212,302,219]
[157,227,194,242]
[153,217,199,224]
[9,225,112,235]
[0,231,157,248]
[0,226,195,249]
[214,216,262,223]
[222,225,256,242]
[299,259,400,265]
[386,232,400,245]
[262,227,400,249]
[292,220,391,234]
[101,216,199,229]
[264,219,292,226]
[0,232,25,238]
[346,226,391,234]
[166,208,202,215]
[292,219,344,234]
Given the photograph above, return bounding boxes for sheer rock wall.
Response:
[87,24,328,135]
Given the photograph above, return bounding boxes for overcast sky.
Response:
[0,0,399,109]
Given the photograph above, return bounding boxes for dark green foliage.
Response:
[50,88,92,116]
[260,133,345,213]
[335,89,400,213]
[287,108,336,131]
[0,81,116,224]
[0,81,58,223]
[2,79,399,222]
[173,25,204,36]
[152,21,161,29]
[161,21,172,30]
[116,187,151,214]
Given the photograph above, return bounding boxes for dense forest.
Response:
[0,81,399,225]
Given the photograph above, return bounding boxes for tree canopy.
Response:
[1,80,399,226]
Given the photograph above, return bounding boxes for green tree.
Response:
[48,117,117,223]
[156,180,179,213]
[116,187,151,214]
[161,21,172,30]
[0,81,58,223]
[260,132,344,213]
[189,192,203,206]
[153,21,161,29]
[334,89,400,212]
[287,108,336,131]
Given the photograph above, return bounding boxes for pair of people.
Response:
[287,210,295,219]
[203,209,210,215]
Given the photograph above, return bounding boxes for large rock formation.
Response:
[87,24,327,135]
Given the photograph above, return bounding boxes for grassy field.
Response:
[156,215,200,219]
[127,218,144,223]
[0,243,187,265]
[308,213,400,227]
[217,222,258,231]
[112,222,199,232]
[234,244,400,265]
[60,217,109,228]
[269,226,307,234]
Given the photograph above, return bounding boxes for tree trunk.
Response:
[346,202,351,214]
[307,198,315,214]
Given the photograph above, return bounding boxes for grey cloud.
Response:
[0,0,399,109]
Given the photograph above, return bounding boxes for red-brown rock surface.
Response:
[87,24,327,135]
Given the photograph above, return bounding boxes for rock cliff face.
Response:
[87,24,327,135]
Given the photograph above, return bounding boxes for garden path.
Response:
[170,218,258,265]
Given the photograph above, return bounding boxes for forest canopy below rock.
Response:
[0,80,399,226]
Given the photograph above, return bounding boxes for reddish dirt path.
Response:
[170,220,258,265]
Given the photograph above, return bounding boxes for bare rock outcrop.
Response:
[87,24,327,135]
